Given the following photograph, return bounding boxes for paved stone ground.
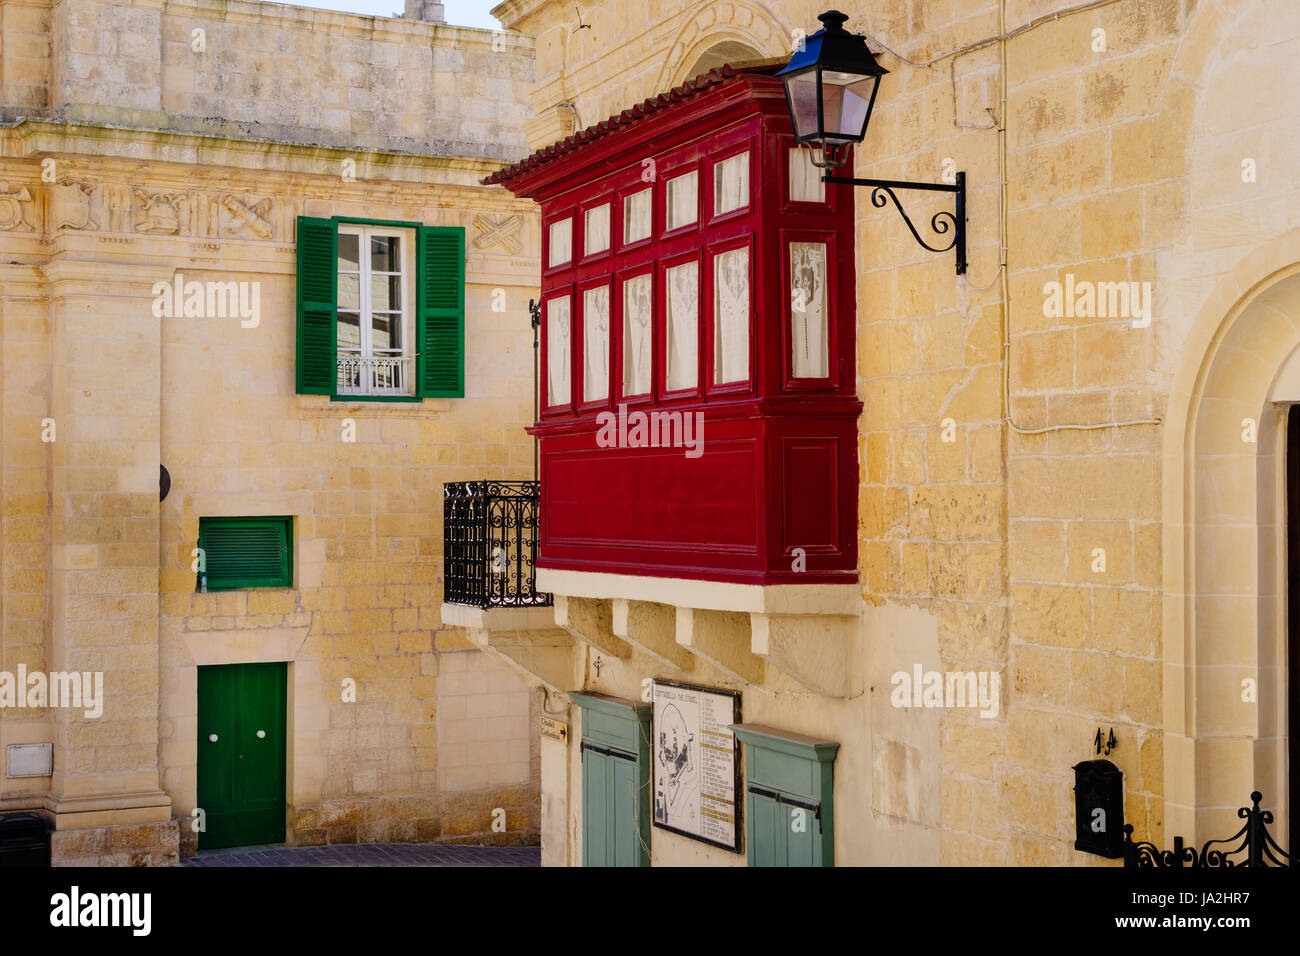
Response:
[175,842,540,867]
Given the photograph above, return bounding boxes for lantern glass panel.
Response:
[784,68,821,139]
[819,71,876,141]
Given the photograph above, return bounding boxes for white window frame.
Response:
[337,224,416,397]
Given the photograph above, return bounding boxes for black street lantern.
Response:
[781,10,968,275]
[778,10,888,162]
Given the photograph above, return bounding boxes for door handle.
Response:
[208,734,218,742]
[256,730,266,739]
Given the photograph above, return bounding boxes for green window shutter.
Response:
[610,755,641,866]
[198,517,293,590]
[785,804,816,866]
[732,724,839,867]
[573,692,651,867]
[416,225,465,398]
[582,748,611,867]
[296,216,337,395]
[747,790,783,867]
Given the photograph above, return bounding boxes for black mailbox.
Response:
[1073,759,1123,858]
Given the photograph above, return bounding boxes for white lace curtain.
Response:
[624,190,651,244]
[666,262,698,390]
[790,242,828,378]
[714,152,749,215]
[789,148,826,204]
[714,248,749,383]
[623,274,652,396]
[547,295,571,404]
[549,219,572,266]
[583,286,610,401]
[667,171,698,230]
[584,204,610,255]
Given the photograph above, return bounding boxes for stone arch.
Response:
[681,40,767,83]
[1162,238,1300,845]
[655,1,791,91]
[1156,0,1300,847]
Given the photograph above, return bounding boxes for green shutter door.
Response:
[610,755,640,867]
[786,805,817,866]
[197,662,287,849]
[296,216,337,395]
[582,744,646,867]
[748,789,783,866]
[416,226,465,397]
[582,748,611,866]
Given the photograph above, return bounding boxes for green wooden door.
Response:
[582,744,644,867]
[197,662,287,849]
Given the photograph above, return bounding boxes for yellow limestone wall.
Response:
[0,0,544,863]
[494,0,1300,864]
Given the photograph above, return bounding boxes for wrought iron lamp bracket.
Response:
[822,171,967,275]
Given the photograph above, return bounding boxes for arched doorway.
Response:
[1163,253,1300,848]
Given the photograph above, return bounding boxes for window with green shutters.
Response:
[731,724,839,867]
[197,517,293,591]
[295,216,465,400]
[571,692,651,867]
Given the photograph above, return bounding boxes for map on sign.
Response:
[651,679,741,852]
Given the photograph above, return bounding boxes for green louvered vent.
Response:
[417,226,465,397]
[198,517,293,590]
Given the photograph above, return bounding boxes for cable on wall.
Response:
[863,0,1162,435]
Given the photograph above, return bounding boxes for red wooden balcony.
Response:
[487,65,861,588]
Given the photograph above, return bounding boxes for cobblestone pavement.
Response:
[176,842,541,867]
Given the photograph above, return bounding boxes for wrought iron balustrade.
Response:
[1123,791,1294,867]
[443,480,551,609]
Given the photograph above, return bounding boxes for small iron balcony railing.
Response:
[443,480,551,609]
[337,352,412,397]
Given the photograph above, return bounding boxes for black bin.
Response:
[0,813,51,867]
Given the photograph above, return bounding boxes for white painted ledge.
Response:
[439,602,558,631]
[535,567,859,615]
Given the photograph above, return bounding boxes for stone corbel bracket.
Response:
[750,611,862,699]
[440,604,579,694]
[554,595,631,658]
[611,599,693,671]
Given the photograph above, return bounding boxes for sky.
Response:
[293,0,502,29]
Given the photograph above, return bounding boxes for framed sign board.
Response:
[651,679,742,852]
